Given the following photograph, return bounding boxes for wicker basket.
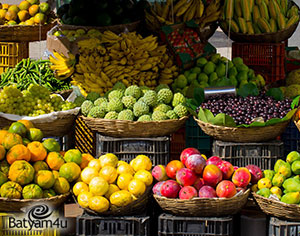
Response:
[253,192,300,221]
[194,117,290,143]
[219,2,300,43]
[0,13,57,42]
[153,189,250,217]
[54,89,73,100]
[73,186,151,216]
[0,192,70,212]
[79,115,188,138]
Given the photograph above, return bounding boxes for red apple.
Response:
[206,156,222,166]
[166,160,184,179]
[185,154,206,175]
[233,166,239,171]
[176,168,197,186]
[152,165,168,181]
[193,177,205,191]
[152,181,165,195]
[180,148,201,165]
[198,185,217,198]
[202,164,223,187]
[216,180,237,198]
[217,161,234,179]
[245,164,263,184]
[161,180,181,198]
[179,186,198,199]
[232,167,251,188]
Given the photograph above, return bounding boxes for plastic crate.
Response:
[185,116,212,156]
[281,121,300,157]
[0,42,29,74]
[232,42,285,84]
[96,134,170,165]
[76,214,150,236]
[269,217,300,236]
[170,127,185,160]
[212,140,284,170]
[158,213,233,236]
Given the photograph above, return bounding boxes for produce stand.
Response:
[0,0,300,235]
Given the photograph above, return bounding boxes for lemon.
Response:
[270,186,282,196]
[88,196,109,213]
[88,159,102,171]
[99,166,118,184]
[81,167,98,184]
[77,191,93,208]
[117,163,135,175]
[105,184,120,199]
[257,178,272,189]
[73,181,89,196]
[117,173,133,190]
[117,160,128,167]
[99,153,118,168]
[110,190,132,207]
[134,170,153,186]
[89,176,109,196]
[128,179,146,197]
[130,155,152,172]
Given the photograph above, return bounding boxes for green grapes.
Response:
[0,84,76,116]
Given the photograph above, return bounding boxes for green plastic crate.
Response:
[185,117,212,155]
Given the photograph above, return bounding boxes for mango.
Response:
[282,176,300,193]
[292,160,300,175]
[272,173,286,187]
[274,159,286,173]
[286,151,300,164]
[263,169,275,181]
[256,188,271,198]
[278,163,292,178]
[281,192,300,204]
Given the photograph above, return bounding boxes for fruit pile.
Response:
[200,92,292,125]
[57,0,146,26]
[79,83,188,121]
[280,69,300,99]
[0,0,52,26]
[223,0,299,34]
[75,154,153,213]
[52,28,102,42]
[172,54,265,96]
[68,31,178,96]
[255,151,300,205]
[0,84,76,117]
[0,59,71,92]
[152,148,261,199]
[0,120,91,200]
[145,0,221,31]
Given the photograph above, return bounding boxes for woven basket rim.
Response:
[0,192,70,203]
[252,192,300,208]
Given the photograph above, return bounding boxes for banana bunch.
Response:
[72,31,178,96]
[145,0,222,32]
[49,51,76,80]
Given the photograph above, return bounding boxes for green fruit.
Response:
[281,192,300,204]
[232,57,244,66]
[228,61,234,69]
[196,57,207,67]
[239,80,248,89]
[275,160,286,173]
[287,151,300,164]
[237,71,248,82]
[209,72,218,85]
[228,67,238,77]
[229,76,238,87]
[263,170,275,181]
[282,176,300,193]
[175,75,188,89]
[256,188,271,198]
[191,67,201,74]
[236,64,249,73]
[210,54,221,64]
[197,73,209,83]
[184,71,190,78]
[272,173,286,187]
[203,62,216,75]
[292,161,300,175]
[215,63,226,77]
[187,73,197,83]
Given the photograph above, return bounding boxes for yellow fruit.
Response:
[88,196,109,213]
[128,179,146,197]
[81,167,98,184]
[8,5,19,13]
[73,181,89,196]
[89,176,109,196]
[117,173,133,190]
[110,190,132,207]
[251,184,259,192]
[130,155,152,172]
[0,9,7,20]
[201,154,207,160]
[270,186,282,196]
[33,12,46,24]
[24,18,34,25]
[19,1,31,11]
[99,166,118,184]
[117,164,135,175]
[99,153,118,168]
[257,177,272,189]
[117,160,128,167]
[105,184,120,199]
[2,4,9,10]
[28,4,38,16]
[88,159,101,171]
[5,10,17,21]
[77,191,93,208]
[134,170,153,186]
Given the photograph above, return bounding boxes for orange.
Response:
[63,149,82,165]
[0,9,7,20]
[0,171,7,187]
[128,179,146,197]
[27,128,43,142]
[59,162,81,183]
[6,144,31,164]
[0,160,10,176]
[99,166,118,184]
[80,153,94,169]
[88,196,109,213]
[73,181,89,196]
[117,163,135,175]
[52,170,59,179]
[117,173,133,190]
[27,141,47,162]
[5,10,17,21]
[130,155,152,172]
[104,184,120,199]
[8,122,27,137]
[22,138,31,146]
[134,170,153,186]
[33,160,49,172]
[2,132,23,150]
[89,176,109,196]
[0,181,22,199]
[22,184,43,199]
[46,152,65,170]
[2,4,9,10]
[19,1,31,11]
[8,160,35,185]
[110,190,132,207]
[88,159,101,172]
[43,189,56,198]
[28,4,39,16]
[0,145,5,161]
[8,5,19,13]
[99,153,118,168]
[77,191,93,208]
[42,138,61,153]
[0,130,8,144]
[34,170,55,189]
[81,167,98,184]
[24,18,34,25]
[53,177,70,194]
[59,151,66,157]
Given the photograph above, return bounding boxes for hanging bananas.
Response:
[49,51,76,80]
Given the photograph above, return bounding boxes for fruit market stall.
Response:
[0,0,299,235]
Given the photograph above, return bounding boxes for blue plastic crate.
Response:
[281,121,300,156]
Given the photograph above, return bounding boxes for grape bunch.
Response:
[0,84,76,117]
[200,92,292,125]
